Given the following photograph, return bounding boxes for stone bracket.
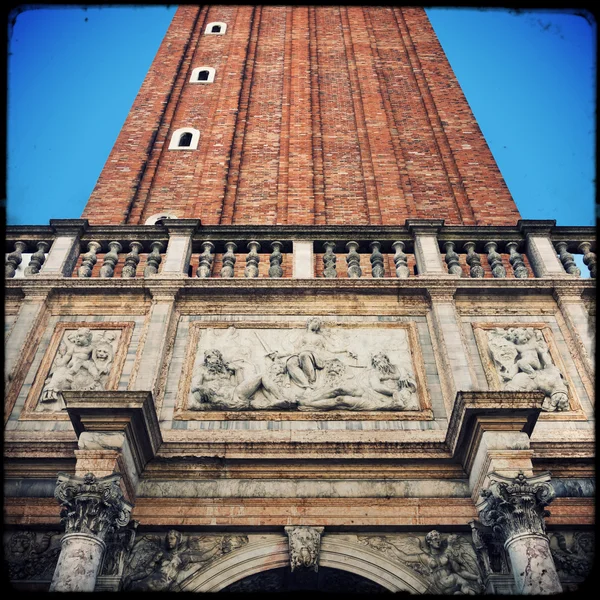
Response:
[63,391,162,494]
[445,391,543,475]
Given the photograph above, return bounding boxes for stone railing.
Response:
[5,219,595,280]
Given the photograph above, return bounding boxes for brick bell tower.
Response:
[5,6,594,596]
[83,5,520,227]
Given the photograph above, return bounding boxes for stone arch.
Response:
[179,535,430,593]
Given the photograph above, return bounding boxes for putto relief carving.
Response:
[549,531,594,580]
[26,322,133,415]
[358,531,483,595]
[485,327,570,412]
[184,319,422,412]
[285,526,324,572]
[122,530,248,592]
[3,531,62,581]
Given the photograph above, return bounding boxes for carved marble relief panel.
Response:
[175,319,432,420]
[472,323,584,417]
[548,530,594,592]
[21,322,134,419]
[3,530,63,582]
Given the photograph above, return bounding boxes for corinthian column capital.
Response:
[55,472,133,542]
[478,472,555,541]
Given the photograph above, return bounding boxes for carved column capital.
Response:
[285,526,324,572]
[478,472,555,541]
[54,472,133,542]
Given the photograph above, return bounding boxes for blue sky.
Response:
[6,6,596,227]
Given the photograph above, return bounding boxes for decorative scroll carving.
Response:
[285,526,324,572]
[186,319,420,412]
[269,241,283,278]
[197,241,215,278]
[369,241,385,278]
[54,473,132,542]
[322,241,337,278]
[478,473,555,541]
[549,531,594,579]
[346,241,362,278]
[444,241,463,276]
[38,327,119,410]
[78,241,101,278]
[486,327,569,411]
[121,241,142,278]
[100,523,138,577]
[484,241,506,278]
[100,241,122,278]
[3,531,62,581]
[392,241,410,278]
[24,241,50,275]
[122,530,248,591]
[358,532,483,594]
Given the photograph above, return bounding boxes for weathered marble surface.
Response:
[285,526,323,572]
[49,533,105,592]
[186,319,420,412]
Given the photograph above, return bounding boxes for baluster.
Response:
[323,242,337,278]
[555,241,580,276]
[78,241,102,278]
[244,241,261,278]
[506,242,528,278]
[99,241,122,278]
[269,241,283,278]
[392,241,410,278]
[484,241,506,278]
[444,241,463,276]
[369,241,385,278]
[24,241,50,276]
[220,242,237,278]
[121,241,143,278]
[5,241,28,278]
[463,242,484,278]
[144,241,164,277]
[578,242,596,278]
[197,241,215,278]
[346,241,362,278]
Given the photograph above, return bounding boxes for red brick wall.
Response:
[82,6,521,227]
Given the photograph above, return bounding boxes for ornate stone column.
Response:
[50,472,133,592]
[478,472,562,595]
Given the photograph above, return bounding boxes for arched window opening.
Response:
[198,70,209,81]
[190,67,216,84]
[211,25,221,33]
[179,132,193,147]
[205,22,227,35]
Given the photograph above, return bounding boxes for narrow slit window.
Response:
[211,25,221,33]
[198,70,209,81]
[179,132,193,147]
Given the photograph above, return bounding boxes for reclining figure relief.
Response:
[188,319,420,412]
[486,327,570,411]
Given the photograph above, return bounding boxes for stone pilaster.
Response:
[42,219,89,276]
[518,220,567,278]
[406,219,449,276]
[161,219,200,276]
[427,289,476,400]
[292,240,314,278]
[478,472,562,595]
[49,472,133,592]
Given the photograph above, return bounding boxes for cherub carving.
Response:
[122,529,248,591]
[39,328,118,410]
[487,327,569,411]
[359,531,483,595]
